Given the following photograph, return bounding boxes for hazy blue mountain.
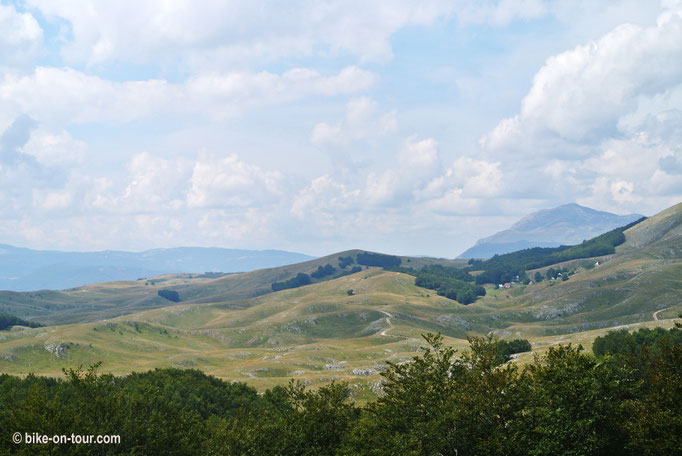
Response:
[0,245,314,291]
[458,203,644,259]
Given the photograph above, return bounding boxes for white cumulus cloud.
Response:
[0,4,43,68]
[0,66,376,126]
[482,4,682,150]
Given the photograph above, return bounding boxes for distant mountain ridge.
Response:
[1,202,680,385]
[458,203,644,259]
[0,245,315,291]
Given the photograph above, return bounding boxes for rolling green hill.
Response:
[0,203,680,394]
[0,250,465,326]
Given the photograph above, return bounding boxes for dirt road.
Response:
[378,310,394,336]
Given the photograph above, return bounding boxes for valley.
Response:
[0,203,681,398]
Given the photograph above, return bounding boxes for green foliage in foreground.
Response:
[496,338,532,362]
[593,326,682,358]
[0,312,42,330]
[2,329,680,455]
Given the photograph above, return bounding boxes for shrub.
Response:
[157,289,180,302]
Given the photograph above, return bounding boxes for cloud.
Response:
[481,4,682,150]
[473,2,682,217]
[1,1,677,257]
[0,4,43,67]
[0,115,38,165]
[0,67,172,125]
[26,0,451,66]
[312,96,397,147]
[399,136,439,169]
[454,0,548,26]
[423,157,504,214]
[32,189,73,211]
[25,0,557,69]
[292,136,505,227]
[21,129,88,166]
[197,207,273,241]
[0,146,292,249]
[291,174,354,220]
[74,151,284,214]
[0,65,376,126]
[119,152,192,210]
[187,154,281,208]
[361,136,443,206]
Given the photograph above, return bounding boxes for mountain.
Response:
[0,203,680,391]
[0,249,465,325]
[458,203,644,258]
[0,245,314,292]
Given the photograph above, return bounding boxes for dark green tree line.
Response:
[2,324,680,455]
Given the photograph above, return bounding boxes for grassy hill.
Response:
[0,250,465,327]
[0,203,680,395]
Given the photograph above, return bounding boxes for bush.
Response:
[271,273,311,292]
[311,264,337,279]
[2,330,681,454]
[0,312,42,330]
[356,252,401,268]
[157,289,180,302]
[338,256,354,269]
[593,327,682,358]
[497,339,532,362]
[414,273,484,305]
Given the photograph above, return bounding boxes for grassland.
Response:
[1,204,681,397]
[0,250,466,326]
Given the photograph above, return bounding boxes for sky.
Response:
[0,0,681,257]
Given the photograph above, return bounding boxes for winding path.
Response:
[378,310,394,337]
[653,308,667,321]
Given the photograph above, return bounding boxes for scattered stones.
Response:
[534,300,583,320]
[435,314,473,330]
[0,352,16,361]
[351,368,376,376]
[281,323,303,333]
[324,362,347,371]
[44,341,69,359]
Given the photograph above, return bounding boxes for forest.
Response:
[466,217,646,285]
[2,322,680,455]
[274,222,646,299]
[271,265,363,292]
[0,313,42,331]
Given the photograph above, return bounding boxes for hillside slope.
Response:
[0,250,465,326]
[1,203,679,392]
[1,261,678,393]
